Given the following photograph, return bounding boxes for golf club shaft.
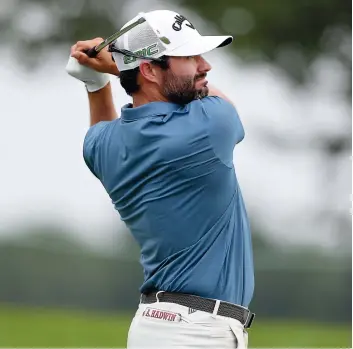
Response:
[85,17,146,58]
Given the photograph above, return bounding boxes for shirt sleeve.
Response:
[83,121,110,178]
[201,96,245,168]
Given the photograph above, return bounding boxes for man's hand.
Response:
[66,38,120,92]
[70,38,119,76]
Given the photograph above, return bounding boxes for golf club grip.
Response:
[85,47,99,58]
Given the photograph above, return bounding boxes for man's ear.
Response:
[139,61,159,83]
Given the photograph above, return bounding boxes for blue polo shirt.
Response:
[83,96,254,307]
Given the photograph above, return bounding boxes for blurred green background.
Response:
[0,0,351,347]
[0,228,351,347]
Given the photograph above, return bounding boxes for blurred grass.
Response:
[1,303,351,348]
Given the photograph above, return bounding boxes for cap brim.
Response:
[166,35,233,57]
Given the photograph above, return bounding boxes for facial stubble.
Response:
[162,70,209,105]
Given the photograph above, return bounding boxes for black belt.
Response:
[141,291,255,328]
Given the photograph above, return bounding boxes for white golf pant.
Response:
[127,299,249,348]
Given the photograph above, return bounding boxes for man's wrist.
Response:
[85,73,111,92]
[86,81,111,94]
[109,63,120,76]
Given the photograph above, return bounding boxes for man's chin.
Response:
[197,87,209,99]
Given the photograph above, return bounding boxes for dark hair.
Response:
[119,56,170,96]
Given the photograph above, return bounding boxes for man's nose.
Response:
[198,56,212,72]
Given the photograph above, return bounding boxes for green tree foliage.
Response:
[182,0,351,82]
[2,0,351,88]
[0,227,351,322]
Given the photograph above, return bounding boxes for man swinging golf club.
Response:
[66,9,255,349]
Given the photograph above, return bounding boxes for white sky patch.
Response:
[12,3,59,41]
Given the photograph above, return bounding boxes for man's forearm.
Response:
[88,82,118,126]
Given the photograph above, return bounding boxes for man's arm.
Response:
[88,83,117,126]
[207,84,234,106]
[69,38,120,126]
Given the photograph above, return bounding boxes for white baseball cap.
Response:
[112,10,233,72]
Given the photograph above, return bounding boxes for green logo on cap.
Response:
[124,43,159,65]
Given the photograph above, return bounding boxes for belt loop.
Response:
[156,290,164,303]
[212,300,220,318]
